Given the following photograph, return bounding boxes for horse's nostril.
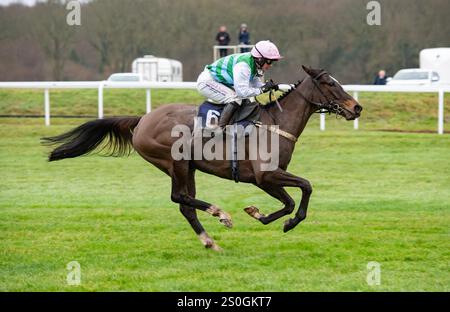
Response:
[354,105,362,114]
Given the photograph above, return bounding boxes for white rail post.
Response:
[353,91,359,130]
[98,81,104,119]
[146,88,152,113]
[320,113,326,131]
[438,89,444,135]
[213,46,219,61]
[44,88,50,126]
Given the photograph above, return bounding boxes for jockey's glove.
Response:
[261,79,279,93]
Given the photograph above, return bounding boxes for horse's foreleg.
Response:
[248,168,312,232]
[273,170,312,233]
[245,183,295,225]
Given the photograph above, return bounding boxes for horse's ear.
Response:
[302,65,313,76]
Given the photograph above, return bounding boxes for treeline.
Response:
[0,0,449,84]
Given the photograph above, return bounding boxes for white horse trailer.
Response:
[132,55,183,82]
[420,48,450,84]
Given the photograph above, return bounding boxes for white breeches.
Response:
[196,69,242,105]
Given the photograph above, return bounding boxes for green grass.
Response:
[0,116,449,291]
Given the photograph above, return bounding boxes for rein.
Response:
[256,89,297,143]
[269,90,283,113]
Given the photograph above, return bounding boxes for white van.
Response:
[420,48,450,85]
[132,55,183,82]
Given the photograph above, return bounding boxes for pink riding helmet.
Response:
[251,40,283,60]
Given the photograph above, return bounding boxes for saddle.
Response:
[196,100,261,130]
[195,100,262,183]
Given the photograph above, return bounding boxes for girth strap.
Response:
[230,125,239,183]
[253,121,298,143]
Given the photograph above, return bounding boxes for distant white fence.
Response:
[0,81,448,134]
[344,84,448,135]
[213,45,254,61]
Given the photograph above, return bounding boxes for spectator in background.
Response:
[238,23,251,52]
[216,25,231,57]
[374,70,387,85]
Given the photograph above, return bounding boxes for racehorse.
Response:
[42,66,362,251]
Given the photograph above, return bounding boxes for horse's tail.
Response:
[41,117,141,162]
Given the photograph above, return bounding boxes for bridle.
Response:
[298,71,349,117]
[264,70,347,123]
[255,71,354,143]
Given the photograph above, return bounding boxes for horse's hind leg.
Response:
[171,161,231,250]
[171,161,232,227]
[179,168,221,251]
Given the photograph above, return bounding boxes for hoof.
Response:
[205,242,223,252]
[244,206,264,220]
[207,206,232,228]
[199,232,222,251]
[219,210,233,228]
[220,218,233,228]
[244,206,258,215]
[283,218,299,233]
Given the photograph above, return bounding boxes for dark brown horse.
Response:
[42,66,362,251]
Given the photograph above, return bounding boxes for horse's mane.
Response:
[261,79,303,110]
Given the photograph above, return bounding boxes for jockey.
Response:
[196,40,283,127]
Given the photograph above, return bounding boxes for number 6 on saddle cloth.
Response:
[194,100,262,182]
[196,100,261,130]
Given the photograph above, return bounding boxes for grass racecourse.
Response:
[0,89,449,291]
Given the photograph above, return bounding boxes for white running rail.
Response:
[0,81,448,134]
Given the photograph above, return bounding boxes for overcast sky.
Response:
[0,0,90,6]
[0,0,39,6]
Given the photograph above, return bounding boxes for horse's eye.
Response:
[328,81,335,87]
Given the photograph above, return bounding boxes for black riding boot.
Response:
[218,102,239,128]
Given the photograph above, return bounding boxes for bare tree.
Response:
[1,0,450,82]
[85,0,145,75]
[32,0,76,80]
